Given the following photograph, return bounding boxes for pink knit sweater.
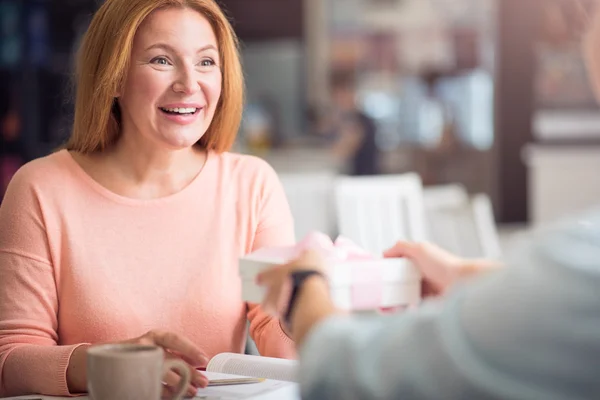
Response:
[0,150,296,397]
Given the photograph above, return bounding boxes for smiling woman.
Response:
[0,0,296,398]
[115,7,223,154]
[67,0,243,154]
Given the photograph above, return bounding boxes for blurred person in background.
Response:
[256,8,600,399]
[0,0,296,397]
[313,69,379,176]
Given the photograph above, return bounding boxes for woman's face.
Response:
[117,7,222,150]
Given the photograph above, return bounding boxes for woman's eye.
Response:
[199,59,216,67]
[150,57,170,66]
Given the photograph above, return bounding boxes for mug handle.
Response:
[162,359,191,400]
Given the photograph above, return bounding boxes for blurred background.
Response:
[2,0,600,253]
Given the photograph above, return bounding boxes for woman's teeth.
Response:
[160,107,198,114]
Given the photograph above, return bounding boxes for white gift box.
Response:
[239,234,422,311]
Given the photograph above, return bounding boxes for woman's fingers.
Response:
[167,349,208,370]
[187,364,209,388]
[165,352,209,388]
[149,330,208,367]
[162,369,198,398]
[162,386,197,399]
[126,330,210,397]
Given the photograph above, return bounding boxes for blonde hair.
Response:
[65,0,243,153]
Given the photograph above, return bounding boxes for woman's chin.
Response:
[160,134,205,151]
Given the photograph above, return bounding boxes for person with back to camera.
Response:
[257,7,600,399]
[0,0,297,397]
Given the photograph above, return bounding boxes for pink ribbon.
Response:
[292,231,375,262]
[348,263,383,310]
[257,232,385,310]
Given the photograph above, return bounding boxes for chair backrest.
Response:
[423,185,501,259]
[470,193,502,259]
[334,173,427,255]
[423,184,471,256]
[278,172,337,240]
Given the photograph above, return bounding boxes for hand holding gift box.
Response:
[239,232,422,311]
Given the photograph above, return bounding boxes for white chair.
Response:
[423,184,502,259]
[423,184,471,256]
[278,172,337,240]
[471,193,502,259]
[334,173,427,255]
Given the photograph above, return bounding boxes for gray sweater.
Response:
[299,209,600,400]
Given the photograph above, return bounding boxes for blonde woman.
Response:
[0,0,296,397]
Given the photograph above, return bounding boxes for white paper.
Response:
[197,371,299,399]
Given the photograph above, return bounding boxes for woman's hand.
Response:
[384,241,500,296]
[67,330,209,397]
[125,330,209,398]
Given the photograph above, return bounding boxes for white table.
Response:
[2,372,300,400]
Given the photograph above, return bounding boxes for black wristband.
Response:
[284,270,327,330]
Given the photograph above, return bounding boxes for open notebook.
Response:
[195,353,300,399]
[205,352,297,382]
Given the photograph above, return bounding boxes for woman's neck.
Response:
[71,138,208,200]
[110,137,203,184]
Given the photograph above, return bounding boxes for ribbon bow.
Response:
[292,231,375,262]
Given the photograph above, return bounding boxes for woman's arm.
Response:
[0,167,89,397]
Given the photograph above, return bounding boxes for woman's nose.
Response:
[172,67,199,95]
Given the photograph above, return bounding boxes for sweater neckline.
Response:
[59,149,213,206]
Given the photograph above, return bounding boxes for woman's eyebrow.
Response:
[144,43,218,54]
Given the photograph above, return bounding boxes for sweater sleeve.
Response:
[0,166,86,397]
[246,160,296,358]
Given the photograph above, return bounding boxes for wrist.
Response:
[284,270,327,329]
[67,344,91,394]
[290,276,336,346]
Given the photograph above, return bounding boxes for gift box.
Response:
[239,232,422,311]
